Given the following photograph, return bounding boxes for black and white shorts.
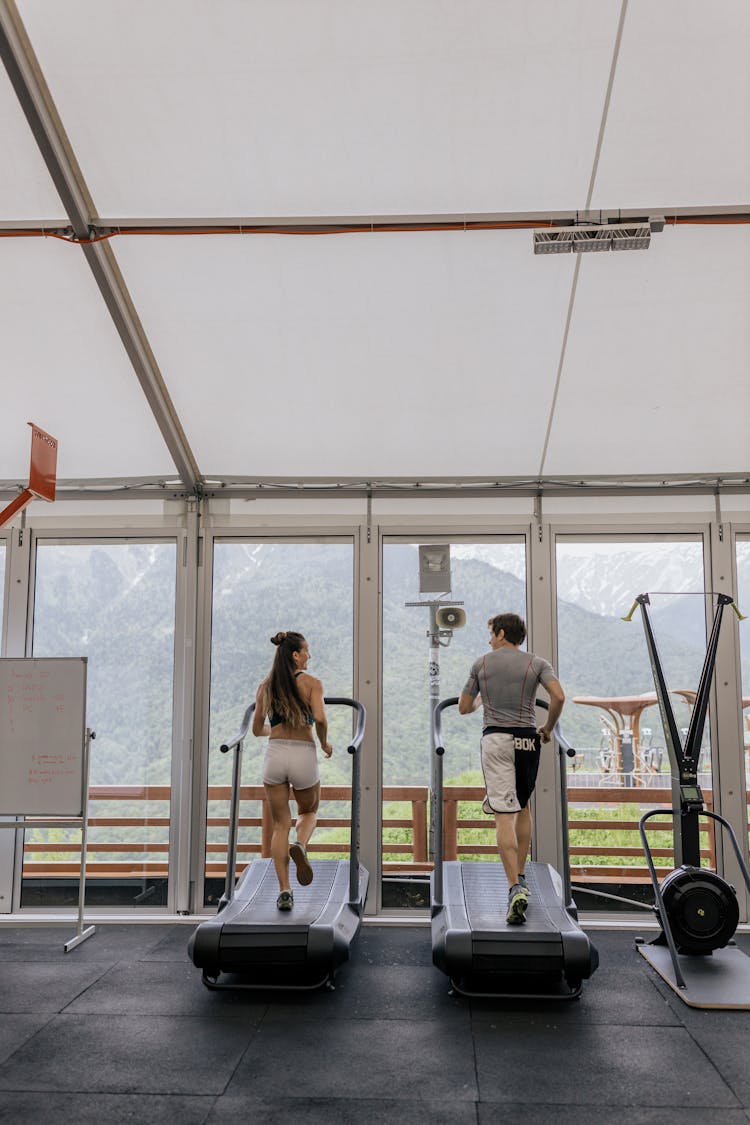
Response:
[480,727,541,814]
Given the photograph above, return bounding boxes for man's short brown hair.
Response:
[487,613,527,645]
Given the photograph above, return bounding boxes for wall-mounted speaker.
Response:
[435,606,466,630]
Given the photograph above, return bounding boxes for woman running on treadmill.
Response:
[458,613,565,926]
[252,631,333,911]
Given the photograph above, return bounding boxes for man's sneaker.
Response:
[289,842,314,886]
[506,884,529,925]
[276,890,294,911]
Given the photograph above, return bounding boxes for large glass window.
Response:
[205,540,354,904]
[381,539,527,906]
[555,537,708,909]
[28,541,177,907]
[736,539,750,847]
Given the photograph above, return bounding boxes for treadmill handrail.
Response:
[432,694,575,755]
[324,697,366,756]
[431,695,576,908]
[321,697,367,906]
[220,697,364,754]
[220,703,255,900]
[217,696,366,909]
[220,703,255,754]
[431,698,456,909]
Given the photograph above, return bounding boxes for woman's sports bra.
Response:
[269,671,314,728]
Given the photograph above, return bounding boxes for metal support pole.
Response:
[428,605,440,862]
[64,727,96,953]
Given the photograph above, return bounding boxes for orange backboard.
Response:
[27,422,58,502]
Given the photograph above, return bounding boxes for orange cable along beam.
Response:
[2,215,749,244]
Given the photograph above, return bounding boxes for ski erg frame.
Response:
[628,591,750,992]
[632,591,733,867]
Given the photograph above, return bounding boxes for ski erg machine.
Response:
[189,697,368,991]
[625,591,750,1008]
[430,697,599,999]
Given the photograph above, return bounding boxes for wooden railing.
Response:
[20,783,739,883]
[565,786,716,883]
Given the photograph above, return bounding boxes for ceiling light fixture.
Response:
[533,230,574,254]
[610,223,651,251]
[534,219,661,256]
[573,227,613,253]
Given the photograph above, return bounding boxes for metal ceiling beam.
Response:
[199,478,750,500]
[0,474,748,503]
[85,207,750,229]
[2,207,749,237]
[0,0,200,493]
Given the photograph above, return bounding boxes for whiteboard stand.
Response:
[0,658,96,952]
[64,727,96,952]
[0,727,97,951]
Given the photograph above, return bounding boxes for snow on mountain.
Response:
[450,541,706,617]
[554,545,705,618]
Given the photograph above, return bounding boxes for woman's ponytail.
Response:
[263,631,310,728]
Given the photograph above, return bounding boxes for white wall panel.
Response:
[544,225,750,475]
[0,61,66,219]
[0,239,176,479]
[112,230,575,476]
[593,0,750,209]
[17,0,617,217]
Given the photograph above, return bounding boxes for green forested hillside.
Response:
[33,543,178,788]
[28,541,750,796]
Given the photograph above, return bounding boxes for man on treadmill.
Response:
[458,613,565,925]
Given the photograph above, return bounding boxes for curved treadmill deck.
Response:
[190,858,369,990]
[432,860,597,998]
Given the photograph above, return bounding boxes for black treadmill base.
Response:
[201,967,335,992]
[190,859,368,992]
[447,971,582,1001]
[432,860,598,1000]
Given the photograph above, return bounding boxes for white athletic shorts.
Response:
[480,730,540,814]
[262,738,319,790]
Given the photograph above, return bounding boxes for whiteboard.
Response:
[0,658,88,816]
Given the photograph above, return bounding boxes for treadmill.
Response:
[189,697,368,991]
[431,697,598,999]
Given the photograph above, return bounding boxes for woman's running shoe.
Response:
[289,842,314,886]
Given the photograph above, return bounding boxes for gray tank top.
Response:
[462,647,557,729]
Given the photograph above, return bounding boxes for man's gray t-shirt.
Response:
[462,648,558,729]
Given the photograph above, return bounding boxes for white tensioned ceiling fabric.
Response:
[0,58,65,219]
[17,0,620,216]
[591,0,750,209]
[0,237,176,480]
[3,0,749,485]
[543,224,750,476]
[111,223,750,480]
[111,229,576,478]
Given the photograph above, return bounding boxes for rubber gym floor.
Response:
[0,922,749,1123]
